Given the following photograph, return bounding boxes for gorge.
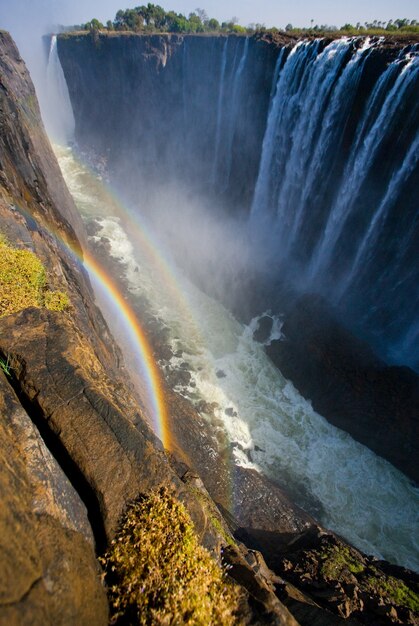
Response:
[0,25,418,626]
[57,33,419,372]
[54,28,419,553]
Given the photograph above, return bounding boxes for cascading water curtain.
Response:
[251,39,419,369]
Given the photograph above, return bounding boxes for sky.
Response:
[1,0,418,35]
[0,0,417,102]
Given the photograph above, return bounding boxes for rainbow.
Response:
[57,149,237,505]
[56,144,197,332]
[12,202,171,451]
[82,249,170,449]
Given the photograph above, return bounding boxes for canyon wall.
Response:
[0,29,418,626]
[57,33,419,371]
[57,32,277,210]
[57,32,419,483]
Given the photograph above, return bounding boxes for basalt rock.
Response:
[57,32,278,211]
[0,31,84,247]
[0,370,108,625]
[266,295,419,484]
[272,528,419,626]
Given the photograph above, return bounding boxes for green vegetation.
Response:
[100,487,241,625]
[320,544,365,579]
[78,5,246,35]
[0,234,69,316]
[365,573,419,613]
[283,17,418,36]
[44,290,70,311]
[316,544,419,614]
[0,354,12,377]
[70,7,418,36]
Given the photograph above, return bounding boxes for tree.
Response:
[285,23,293,31]
[231,24,246,33]
[207,18,220,31]
[188,12,204,32]
[86,18,104,31]
[114,9,126,29]
[166,11,188,32]
[122,9,143,31]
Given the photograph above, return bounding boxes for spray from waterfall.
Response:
[45,35,75,144]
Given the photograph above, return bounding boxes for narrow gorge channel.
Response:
[47,33,419,573]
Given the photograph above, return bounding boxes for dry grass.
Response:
[101,487,241,625]
[0,234,69,316]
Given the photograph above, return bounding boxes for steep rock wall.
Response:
[58,32,277,209]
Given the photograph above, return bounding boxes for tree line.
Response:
[78,6,247,35]
[71,6,418,36]
[285,18,418,34]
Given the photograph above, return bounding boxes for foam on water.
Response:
[56,145,419,572]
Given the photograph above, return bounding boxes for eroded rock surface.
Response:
[0,372,108,625]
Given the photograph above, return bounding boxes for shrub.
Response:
[101,487,241,625]
[44,290,70,311]
[0,235,69,316]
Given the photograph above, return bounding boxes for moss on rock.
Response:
[320,544,365,579]
[0,235,69,316]
[101,487,241,625]
[365,572,419,613]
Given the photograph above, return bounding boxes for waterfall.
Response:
[45,35,75,144]
[212,38,229,185]
[310,51,419,281]
[283,38,374,258]
[251,40,323,224]
[222,37,250,190]
[251,40,419,368]
[211,37,253,191]
[337,131,419,301]
[182,36,188,128]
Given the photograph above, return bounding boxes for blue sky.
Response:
[1,0,418,34]
[0,0,417,89]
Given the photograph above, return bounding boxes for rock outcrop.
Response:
[265,295,419,485]
[0,369,108,625]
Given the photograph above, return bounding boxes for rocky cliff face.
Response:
[57,32,277,210]
[264,295,419,484]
